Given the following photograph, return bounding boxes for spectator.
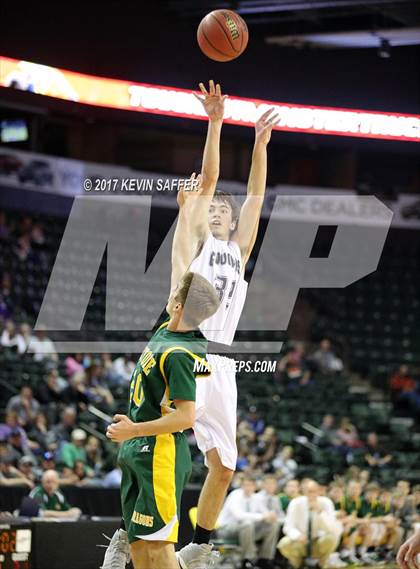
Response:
[103,466,122,488]
[60,428,89,469]
[364,432,393,471]
[6,385,40,428]
[37,369,65,406]
[390,365,417,400]
[60,372,89,410]
[112,353,136,383]
[84,361,115,411]
[396,480,411,498]
[1,320,26,354]
[19,323,32,354]
[313,415,338,448]
[17,456,39,484]
[85,436,104,476]
[272,446,298,485]
[28,326,58,362]
[29,470,81,518]
[255,427,277,470]
[253,475,285,525]
[8,429,32,462]
[246,406,265,436]
[27,412,50,453]
[0,456,34,488]
[51,406,78,443]
[278,480,342,569]
[392,491,415,542]
[218,475,280,569]
[312,339,343,374]
[277,343,311,387]
[65,353,84,379]
[0,411,30,451]
[279,479,301,513]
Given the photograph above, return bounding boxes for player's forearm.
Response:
[135,408,195,436]
[201,119,222,193]
[247,141,267,197]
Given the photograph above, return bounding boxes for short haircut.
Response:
[175,272,220,328]
[213,190,241,225]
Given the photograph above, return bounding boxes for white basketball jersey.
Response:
[189,234,248,345]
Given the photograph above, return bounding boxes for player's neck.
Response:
[167,315,194,333]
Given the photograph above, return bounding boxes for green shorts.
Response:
[118,432,192,544]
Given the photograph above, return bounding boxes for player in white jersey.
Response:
[173,84,278,569]
[100,81,278,569]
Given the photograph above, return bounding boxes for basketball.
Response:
[197,9,248,62]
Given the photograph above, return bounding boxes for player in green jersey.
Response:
[106,271,219,569]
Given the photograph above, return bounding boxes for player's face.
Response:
[208,200,235,240]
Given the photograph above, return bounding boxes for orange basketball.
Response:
[197,9,248,62]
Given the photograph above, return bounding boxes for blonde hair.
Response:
[175,272,220,328]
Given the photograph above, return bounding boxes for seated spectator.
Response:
[60,428,90,470]
[37,369,65,406]
[1,320,26,354]
[255,427,277,471]
[8,428,32,462]
[17,456,39,485]
[60,372,89,410]
[390,365,417,400]
[0,456,34,488]
[6,385,41,428]
[272,446,298,485]
[29,470,81,518]
[84,361,115,411]
[278,480,342,569]
[218,475,280,569]
[60,459,96,487]
[85,435,104,476]
[19,323,32,354]
[396,480,411,498]
[27,412,51,453]
[0,411,30,451]
[112,353,136,383]
[313,414,338,448]
[28,326,58,363]
[311,339,343,374]
[279,479,301,513]
[51,406,78,443]
[392,491,414,544]
[103,466,122,488]
[254,475,286,525]
[364,432,393,471]
[338,480,370,564]
[65,353,84,379]
[246,406,265,436]
[277,343,311,387]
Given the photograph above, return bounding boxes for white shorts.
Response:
[193,354,237,471]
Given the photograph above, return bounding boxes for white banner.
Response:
[0,146,419,228]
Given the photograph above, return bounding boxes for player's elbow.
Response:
[179,408,195,430]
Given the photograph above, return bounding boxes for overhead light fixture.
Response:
[378,38,391,58]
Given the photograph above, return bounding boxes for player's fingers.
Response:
[113,414,127,422]
[209,79,215,95]
[260,107,275,122]
[267,113,280,127]
[198,82,208,95]
[193,92,204,102]
[216,83,221,96]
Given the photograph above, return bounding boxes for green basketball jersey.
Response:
[127,322,210,424]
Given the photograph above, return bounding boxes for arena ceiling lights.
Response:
[1,56,419,142]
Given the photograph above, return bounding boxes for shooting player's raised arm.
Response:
[169,80,226,295]
[234,108,279,267]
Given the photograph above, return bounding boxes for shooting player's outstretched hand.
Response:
[255,107,279,146]
[194,80,227,122]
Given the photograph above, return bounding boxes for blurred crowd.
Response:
[217,473,420,569]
